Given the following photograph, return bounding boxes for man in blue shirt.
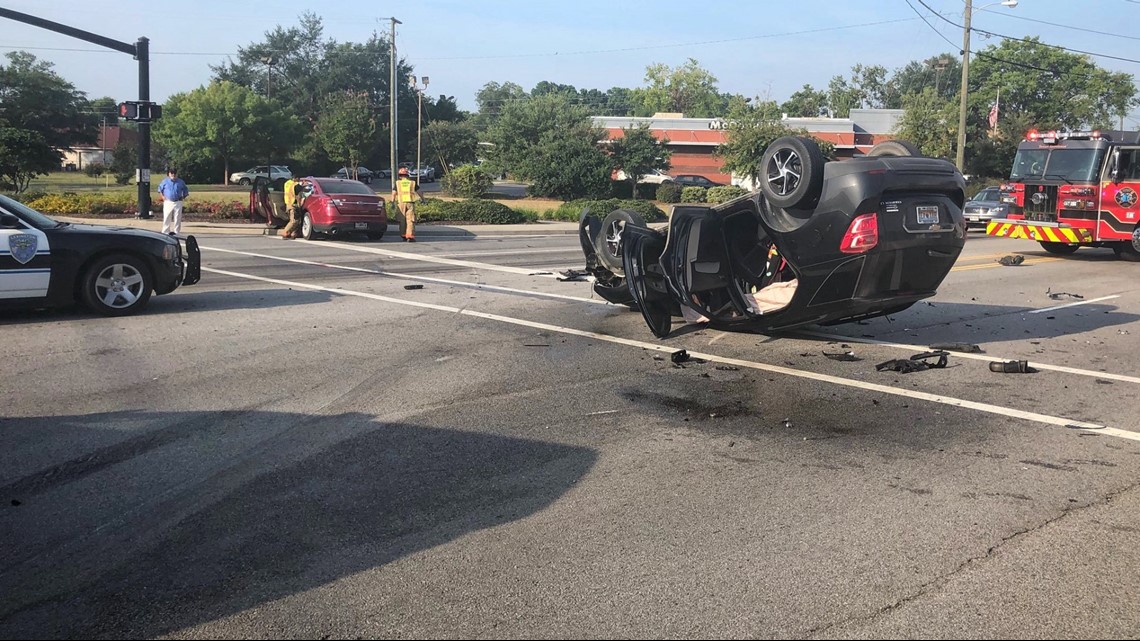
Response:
[157,168,189,236]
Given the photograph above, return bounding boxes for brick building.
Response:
[593,108,904,185]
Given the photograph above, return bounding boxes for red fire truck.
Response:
[985,129,1140,261]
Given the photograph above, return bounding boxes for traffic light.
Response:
[118,101,138,120]
[117,101,162,121]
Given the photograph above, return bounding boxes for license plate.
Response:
[354,222,368,229]
[916,205,940,225]
[969,216,980,222]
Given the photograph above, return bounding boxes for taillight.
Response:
[840,212,879,254]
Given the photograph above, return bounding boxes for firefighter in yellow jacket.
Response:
[392,167,422,242]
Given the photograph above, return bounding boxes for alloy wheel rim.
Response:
[94,263,143,309]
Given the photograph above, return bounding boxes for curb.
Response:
[54,216,580,238]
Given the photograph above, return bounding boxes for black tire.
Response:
[301,212,316,240]
[238,177,251,186]
[366,231,384,241]
[760,136,825,210]
[363,176,372,185]
[1114,243,1140,262]
[595,209,646,276]
[80,253,153,316]
[866,140,922,157]
[1039,241,1080,255]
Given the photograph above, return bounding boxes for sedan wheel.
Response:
[595,209,646,276]
[760,136,825,210]
[80,254,153,316]
[301,212,316,240]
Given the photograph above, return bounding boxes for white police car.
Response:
[0,194,200,316]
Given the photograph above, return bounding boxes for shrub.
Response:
[656,182,682,203]
[387,198,528,224]
[547,198,666,222]
[83,163,106,178]
[610,180,662,200]
[706,185,748,204]
[680,186,707,203]
[442,164,493,198]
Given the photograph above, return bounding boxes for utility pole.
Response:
[389,17,401,192]
[413,75,429,187]
[955,0,972,172]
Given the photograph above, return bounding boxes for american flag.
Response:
[988,99,999,129]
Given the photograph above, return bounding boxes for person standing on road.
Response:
[157,168,189,236]
[281,175,305,239]
[392,167,422,242]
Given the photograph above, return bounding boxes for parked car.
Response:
[672,174,725,189]
[615,168,673,184]
[399,163,436,183]
[962,186,1008,229]
[331,166,375,184]
[230,165,292,185]
[578,137,966,338]
[0,194,201,316]
[297,177,388,241]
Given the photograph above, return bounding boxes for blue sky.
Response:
[1,0,1138,124]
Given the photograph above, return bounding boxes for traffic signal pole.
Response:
[136,37,151,219]
[0,7,154,218]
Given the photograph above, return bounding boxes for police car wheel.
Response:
[80,254,153,316]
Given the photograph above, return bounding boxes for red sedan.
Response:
[299,177,388,241]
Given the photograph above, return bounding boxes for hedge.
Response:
[680,186,707,203]
[442,165,493,198]
[21,192,247,219]
[706,185,748,204]
[388,198,531,224]
[547,198,666,222]
[656,182,682,203]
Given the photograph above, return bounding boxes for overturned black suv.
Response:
[579,137,967,338]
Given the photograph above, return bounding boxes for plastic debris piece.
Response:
[671,349,690,364]
[989,360,1039,373]
[997,255,1025,266]
[403,284,424,290]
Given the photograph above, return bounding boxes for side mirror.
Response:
[1111,149,1123,183]
[0,213,19,228]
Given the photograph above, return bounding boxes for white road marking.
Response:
[200,265,1139,442]
[204,245,1140,389]
[1029,294,1121,314]
[316,239,567,277]
[798,330,1140,387]
[200,245,603,305]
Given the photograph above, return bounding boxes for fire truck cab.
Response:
[985,129,1140,261]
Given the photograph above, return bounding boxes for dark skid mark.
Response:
[622,389,757,421]
[1019,459,1078,472]
[888,483,933,496]
[0,411,239,499]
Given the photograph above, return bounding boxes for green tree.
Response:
[611,124,671,199]
[314,91,376,175]
[154,81,302,183]
[632,59,726,118]
[485,93,611,199]
[211,14,417,171]
[781,84,828,117]
[0,52,100,188]
[826,75,861,118]
[716,102,796,187]
[423,120,479,173]
[894,88,957,160]
[887,55,961,105]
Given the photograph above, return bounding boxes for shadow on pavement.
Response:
[0,410,597,638]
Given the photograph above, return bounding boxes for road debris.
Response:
[875,350,950,374]
[929,342,984,354]
[528,271,554,276]
[997,255,1025,266]
[715,365,740,371]
[1046,288,1084,300]
[989,360,1039,373]
[403,284,424,290]
[823,350,862,362]
[557,269,589,282]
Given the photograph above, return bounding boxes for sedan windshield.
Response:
[0,194,59,230]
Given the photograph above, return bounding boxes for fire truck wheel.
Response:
[1038,241,1080,255]
[1114,244,1140,262]
[866,140,922,157]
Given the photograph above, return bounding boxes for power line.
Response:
[987,12,1140,42]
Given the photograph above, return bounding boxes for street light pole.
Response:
[413,75,429,188]
[389,17,401,191]
[956,0,1017,173]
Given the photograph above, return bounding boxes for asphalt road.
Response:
[2,231,1139,639]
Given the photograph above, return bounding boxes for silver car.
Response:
[963,186,1008,229]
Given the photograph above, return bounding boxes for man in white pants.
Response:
[157,168,189,236]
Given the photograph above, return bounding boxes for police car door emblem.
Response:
[8,234,38,265]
